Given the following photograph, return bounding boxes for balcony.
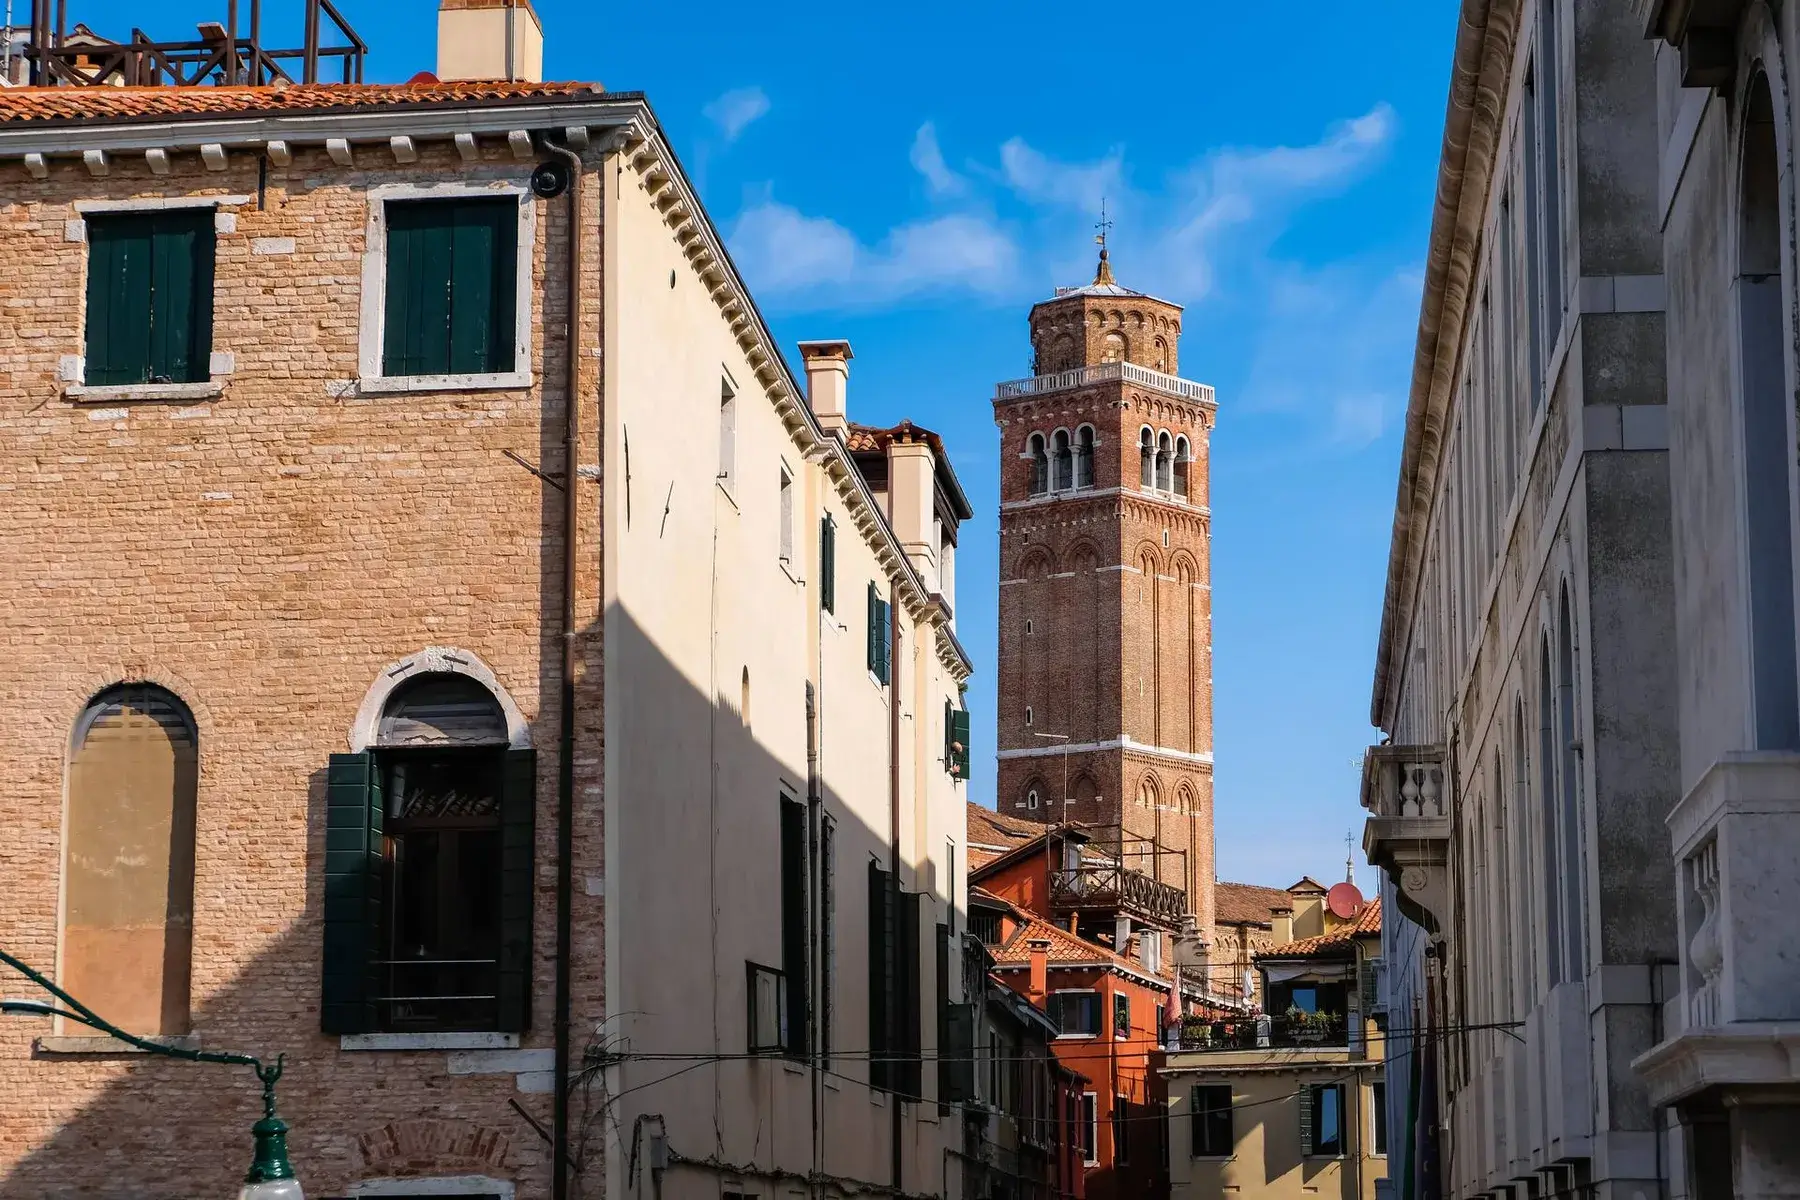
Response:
[1360,744,1452,936]
[994,361,1216,406]
[1171,1012,1348,1052]
[1634,753,1800,1109]
[1049,860,1187,931]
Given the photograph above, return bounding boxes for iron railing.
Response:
[1173,1013,1348,1052]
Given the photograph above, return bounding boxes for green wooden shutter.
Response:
[867,861,891,1091]
[84,211,213,386]
[1299,1083,1315,1156]
[322,751,383,1034]
[951,708,972,779]
[383,198,516,378]
[820,517,835,614]
[448,200,517,375]
[866,583,880,676]
[873,597,892,685]
[497,746,537,1032]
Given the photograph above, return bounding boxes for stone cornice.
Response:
[1371,0,1520,728]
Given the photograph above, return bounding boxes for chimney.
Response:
[1114,915,1131,954]
[887,426,939,588]
[437,0,543,83]
[798,340,852,435]
[1026,938,1050,1006]
[1271,907,1294,946]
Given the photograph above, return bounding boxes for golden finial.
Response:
[1093,199,1116,286]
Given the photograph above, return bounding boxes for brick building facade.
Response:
[992,250,1218,935]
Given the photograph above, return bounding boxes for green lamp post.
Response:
[0,947,300,1198]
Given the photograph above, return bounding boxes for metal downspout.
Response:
[542,135,583,1200]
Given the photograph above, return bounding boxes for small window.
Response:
[1191,1085,1233,1157]
[1114,992,1131,1039]
[1075,426,1095,488]
[778,467,794,563]
[1049,990,1100,1036]
[1114,1093,1131,1164]
[945,703,971,780]
[1139,428,1154,487]
[1028,433,1050,496]
[1081,1092,1099,1165]
[1174,435,1191,498]
[84,209,216,385]
[1371,1080,1387,1156]
[820,515,836,613]
[1101,332,1125,363]
[1052,430,1073,491]
[1026,618,1033,635]
[719,379,737,491]
[381,198,517,378]
[747,960,786,1054]
[1156,431,1174,491]
[1025,788,1039,810]
[1162,529,1170,548]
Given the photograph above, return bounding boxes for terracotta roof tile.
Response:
[967,801,1044,847]
[1213,880,1294,925]
[989,912,1172,985]
[1255,898,1381,960]
[0,81,604,125]
[845,419,946,457]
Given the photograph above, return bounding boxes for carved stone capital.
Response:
[1363,814,1451,935]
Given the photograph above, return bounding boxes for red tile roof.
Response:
[991,911,1168,982]
[1213,880,1294,925]
[1255,898,1382,960]
[968,801,1045,845]
[0,81,605,125]
[845,419,947,457]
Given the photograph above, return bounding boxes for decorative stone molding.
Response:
[1361,743,1452,936]
[349,647,531,752]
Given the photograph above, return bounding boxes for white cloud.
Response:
[728,200,1017,309]
[997,138,1125,212]
[703,86,771,142]
[910,122,965,197]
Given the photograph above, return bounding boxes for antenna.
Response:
[1094,199,1113,251]
[1344,829,1355,885]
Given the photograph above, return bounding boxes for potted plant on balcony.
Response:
[1287,1006,1325,1044]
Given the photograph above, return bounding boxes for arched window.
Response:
[366,673,520,1033]
[65,684,198,1035]
[1025,705,1034,727]
[1101,332,1125,363]
[1173,435,1191,498]
[1139,428,1154,488]
[1152,337,1169,372]
[1738,73,1800,749]
[1537,635,1562,986]
[1025,788,1040,811]
[1052,430,1073,491]
[741,667,752,726]
[1155,431,1174,491]
[1028,433,1050,496]
[1075,426,1095,488]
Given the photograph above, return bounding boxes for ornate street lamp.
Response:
[0,947,300,1198]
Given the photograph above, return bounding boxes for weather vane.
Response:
[1095,199,1113,251]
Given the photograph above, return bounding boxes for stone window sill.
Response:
[36,1034,200,1056]
[66,382,223,404]
[356,371,532,395]
[340,1032,520,1052]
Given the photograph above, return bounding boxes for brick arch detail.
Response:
[349,645,532,752]
[356,1117,512,1175]
[59,666,217,755]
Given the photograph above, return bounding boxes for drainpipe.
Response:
[541,134,583,1200]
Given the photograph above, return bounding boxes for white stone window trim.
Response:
[349,645,532,752]
[348,1177,515,1198]
[339,1032,521,1052]
[64,197,248,403]
[357,180,537,395]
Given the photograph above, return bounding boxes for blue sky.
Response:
[84,0,1459,888]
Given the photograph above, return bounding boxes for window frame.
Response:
[1303,1082,1346,1158]
[1190,1084,1233,1158]
[1113,1092,1131,1164]
[357,182,535,395]
[1370,1080,1387,1157]
[1050,989,1101,1039]
[1080,1091,1099,1165]
[1114,991,1131,1040]
[778,465,795,565]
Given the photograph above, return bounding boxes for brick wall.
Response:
[0,138,603,1198]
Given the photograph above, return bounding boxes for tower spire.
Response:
[1093,199,1116,286]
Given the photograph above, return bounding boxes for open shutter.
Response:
[868,861,891,1091]
[866,583,880,676]
[1299,1083,1315,1157]
[877,598,893,684]
[898,890,924,1099]
[497,746,537,1032]
[147,209,213,384]
[820,516,836,613]
[322,752,382,1034]
[951,707,972,779]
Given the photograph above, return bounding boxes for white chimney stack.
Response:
[798,340,852,436]
[437,0,544,83]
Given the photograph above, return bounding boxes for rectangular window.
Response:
[747,960,786,1054]
[820,815,835,1065]
[867,582,892,684]
[1371,1080,1388,1156]
[820,515,836,613]
[1191,1085,1233,1157]
[868,861,893,1091]
[946,838,957,936]
[1156,1003,1168,1042]
[779,795,808,1057]
[1114,991,1131,1039]
[1301,1083,1345,1158]
[779,468,794,563]
[1048,990,1100,1037]
[719,379,737,491]
[945,702,971,780]
[1080,1092,1098,1165]
[1113,1093,1131,1164]
[381,198,517,378]
[84,209,215,385]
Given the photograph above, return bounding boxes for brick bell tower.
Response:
[993,241,1218,938]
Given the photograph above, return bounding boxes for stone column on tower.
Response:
[991,248,1219,938]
